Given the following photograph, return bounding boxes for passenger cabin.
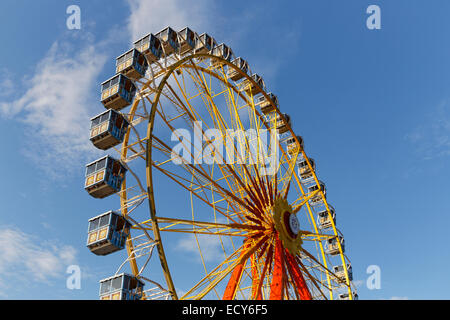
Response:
[211,43,234,68]
[243,73,264,96]
[307,180,326,204]
[297,158,315,180]
[333,263,353,282]
[339,292,358,300]
[258,93,278,115]
[90,109,129,150]
[101,74,136,111]
[286,135,304,156]
[85,156,127,199]
[326,236,345,256]
[194,33,217,55]
[317,206,336,230]
[178,27,196,55]
[87,211,131,256]
[155,27,179,55]
[274,113,291,134]
[99,273,144,300]
[116,48,148,80]
[227,57,248,81]
[134,33,162,64]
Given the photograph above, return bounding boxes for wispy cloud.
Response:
[405,100,450,159]
[0,227,77,296]
[389,296,409,300]
[175,234,227,263]
[0,39,106,178]
[126,0,212,42]
[0,69,14,98]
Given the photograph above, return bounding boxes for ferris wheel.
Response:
[84,26,357,300]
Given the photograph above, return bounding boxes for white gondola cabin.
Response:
[116,48,148,80]
[297,158,315,180]
[85,156,127,199]
[333,263,353,282]
[317,206,336,230]
[242,73,264,96]
[273,113,291,134]
[134,33,162,64]
[326,236,345,256]
[90,109,129,150]
[307,180,326,204]
[178,27,196,55]
[87,211,131,256]
[155,27,179,55]
[194,33,217,55]
[339,292,358,300]
[258,93,278,115]
[211,43,234,68]
[101,74,136,111]
[99,273,144,300]
[286,135,304,156]
[227,57,248,81]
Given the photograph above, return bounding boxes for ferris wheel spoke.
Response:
[269,235,285,300]
[300,248,346,287]
[251,238,274,299]
[151,133,251,218]
[151,162,242,223]
[284,249,312,300]
[294,256,329,300]
[183,235,268,300]
[156,216,264,237]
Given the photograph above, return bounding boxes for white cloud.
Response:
[389,296,409,300]
[126,0,212,42]
[0,69,14,97]
[0,40,106,178]
[175,234,227,263]
[405,100,450,159]
[352,279,364,288]
[0,227,77,295]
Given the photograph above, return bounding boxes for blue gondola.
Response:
[178,27,196,55]
[87,211,131,256]
[134,33,162,64]
[339,292,358,300]
[90,109,129,150]
[258,93,278,115]
[194,33,217,55]
[326,236,345,256]
[307,180,326,204]
[227,57,248,81]
[286,135,304,156]
[274,113,291,134]
[116,48,148,80]
[297,157,315,180]
[317,206,336,230]
[333,263,353,281]
[101,74,136,111]
[155,27,179,55]
[85,156,127,199]
[99,273,144,300]
[211,43,234,68]
[242,73,264,96]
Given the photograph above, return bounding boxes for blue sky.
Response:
[0,0,449,300]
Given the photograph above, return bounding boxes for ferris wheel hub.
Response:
[272,197,303,255]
